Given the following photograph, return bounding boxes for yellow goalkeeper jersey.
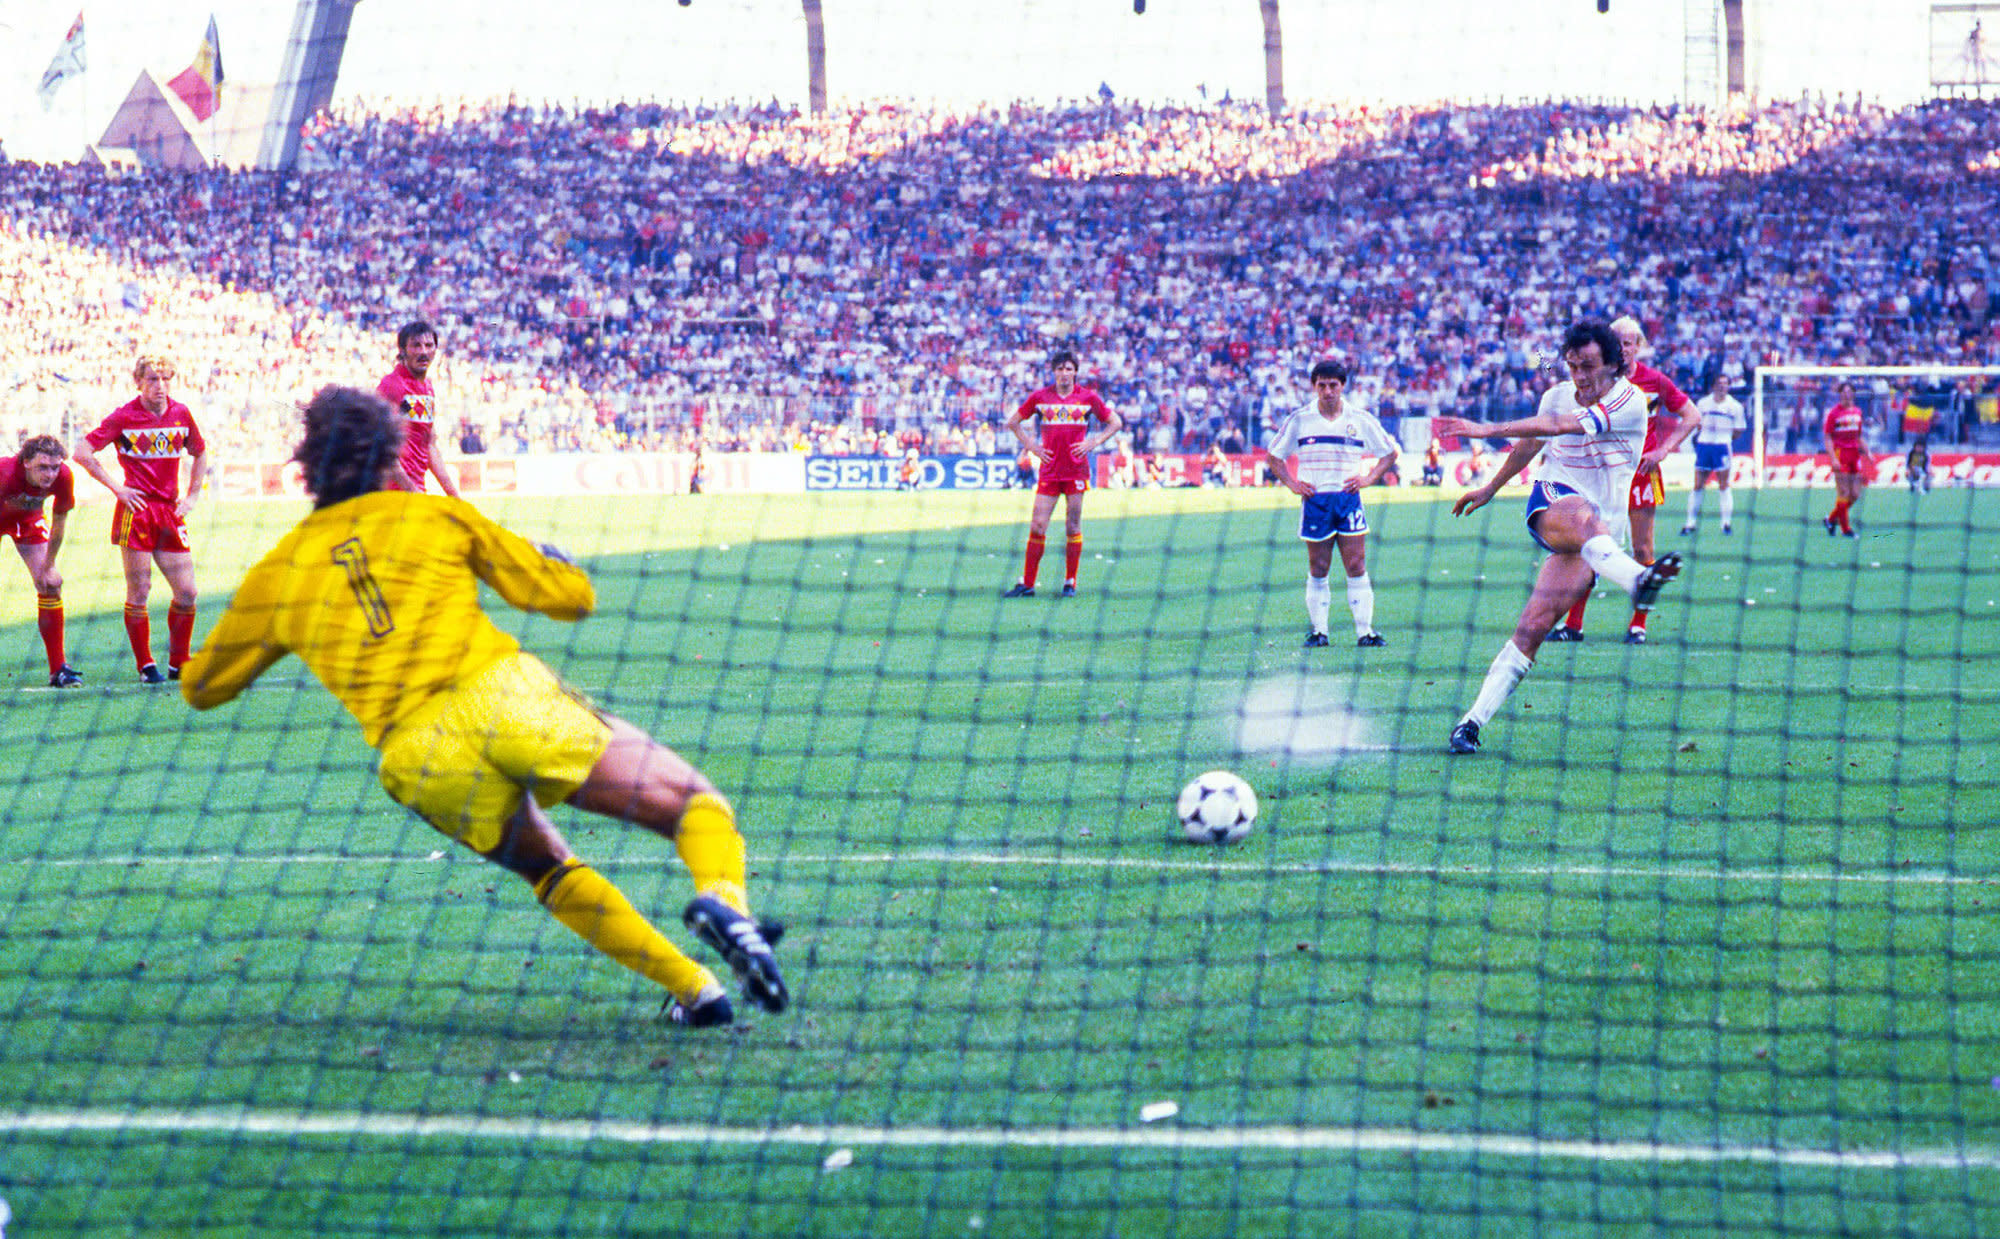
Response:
[181,491,595,747]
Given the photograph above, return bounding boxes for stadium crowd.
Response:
[2,94,1998,458]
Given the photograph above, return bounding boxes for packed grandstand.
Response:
[2,94,1997,461]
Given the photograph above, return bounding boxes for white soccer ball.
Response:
[1177,771,1258,844]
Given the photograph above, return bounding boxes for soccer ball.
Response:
[1177,771,1258,844]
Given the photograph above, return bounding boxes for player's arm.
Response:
[1643,382,1700,471]
[1259,417,1311,496]
[462,504,596,620]
[181,563,289,709]
[1006,400,1050,462]
[1262,451,1311,497]
[1346,417,1402,491]
[178,448,209,518]
[1452,437,1544,516]
[427,450,462,500]
[1075,396,1123,458]
[72,432,138,508]
[1435,408,1588,441]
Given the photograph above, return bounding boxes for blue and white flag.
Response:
[37,13,86,110]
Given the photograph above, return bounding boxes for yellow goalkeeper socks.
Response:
[533,858,717,1003]
[675,792,751,915]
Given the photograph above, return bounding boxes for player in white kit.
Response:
[1432,321,1684,754]
[1261,360,1401,648]
[1682,373,1748,535]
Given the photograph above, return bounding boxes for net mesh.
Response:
[3,4,2000,1238]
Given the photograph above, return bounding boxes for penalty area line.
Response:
[4,1107,1993,1173]
[14,849,1995,889]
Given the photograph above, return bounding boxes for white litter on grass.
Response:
[822,1148,854,1172]
[1139,1101,1179,1123]
[1235,675,1383,756]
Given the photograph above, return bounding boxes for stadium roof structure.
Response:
[94,71,270,172]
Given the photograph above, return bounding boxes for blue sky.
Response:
[0,0,1953,162]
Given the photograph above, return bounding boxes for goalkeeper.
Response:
[181,385,785,1029]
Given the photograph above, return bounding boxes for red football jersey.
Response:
[85,398,205,503]
[1628,361,1693,455]
[0,455,75,518]
[1015,384,1115,483]
[1824,402,1865,449]
[378,363,439,486]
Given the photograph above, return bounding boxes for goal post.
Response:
[1748,364,2000,487]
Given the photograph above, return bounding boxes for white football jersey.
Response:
[1694,393,1747,445]
[1536,376,1647,537]
[1265,399,1398,490]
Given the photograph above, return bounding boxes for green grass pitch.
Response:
[2,483,1997,1237]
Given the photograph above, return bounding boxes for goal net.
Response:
[3,5,1999,1239]
[1750,364,2000,488]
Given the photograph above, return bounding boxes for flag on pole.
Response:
[36,13,86,111]
[167,16,226,122]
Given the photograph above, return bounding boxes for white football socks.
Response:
[1685,491,1703,527]
[1305,575,1332,635]
[1463,641,1534,728]
[1346,572,1375,637]
[1719,490,1734,527]
[1581,534,1644,597]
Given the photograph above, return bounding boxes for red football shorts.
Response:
[0,510,50,546]
[112,498,191,553]
[1627,466,1664,510]
[1831,445,1862,474]
[1035,472,1089,497]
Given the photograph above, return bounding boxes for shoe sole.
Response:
[1631,552,1682,614]
[684,899,789,1013]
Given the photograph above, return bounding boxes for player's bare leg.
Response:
[1302,537,1335,646]
[1337,532,1382,646]
[155,550,198,677]
[568,716,787,1013]
[1453,496,1678,754]
[1060,490,1085,596]
[1007,492,1061,596]
[119,547,162,680]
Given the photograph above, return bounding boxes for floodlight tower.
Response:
[1685,0,1748,107]
[1261,0,1285,117]
[259,0,361,171]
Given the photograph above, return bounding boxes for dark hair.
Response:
[1309,359,1350,384]
[396,320,439,352]
[1049,350,1079,370]
[295,386,403,508]
[1561,321,1624,372]
[16,434,64,463]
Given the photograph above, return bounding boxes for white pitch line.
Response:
[3,1107,1994,1173]
[14,848,1995,888]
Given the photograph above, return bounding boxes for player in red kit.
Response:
[378,320,462,498]
[1002,351,1122,598]
[1546,316,1697,645]
[1822,383,1867,537]
[74,355,209,684]
[2,435,83,687]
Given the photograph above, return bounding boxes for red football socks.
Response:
[1021,533,1046,589]
[1064,535,1082,586]
[123,603,153,671]
[37,593,64,674]
[168,602,197,670]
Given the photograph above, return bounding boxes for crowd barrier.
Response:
[89,450,2000,504]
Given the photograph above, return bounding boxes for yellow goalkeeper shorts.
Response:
[375,652,613,853]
